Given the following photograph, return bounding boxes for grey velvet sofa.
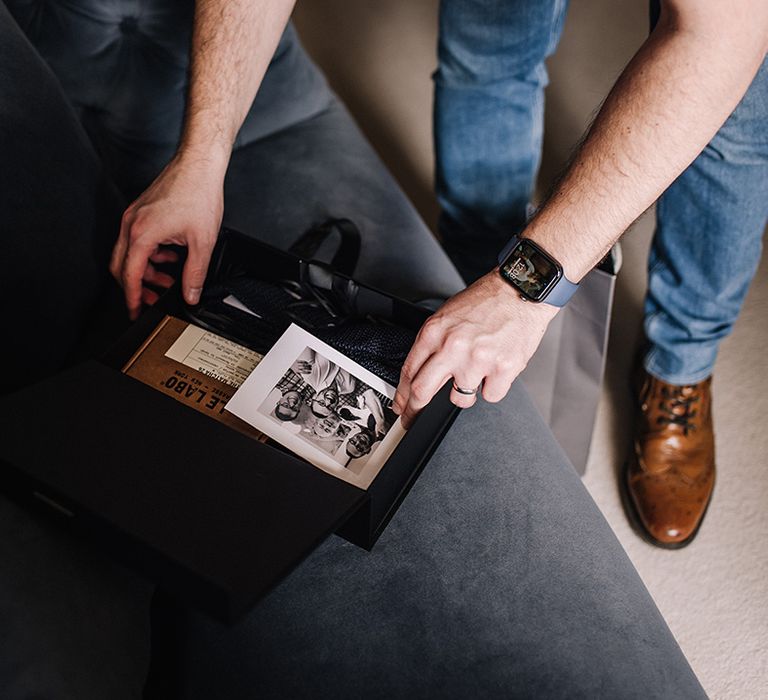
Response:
[0,3,706,698]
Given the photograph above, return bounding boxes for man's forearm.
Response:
[394,0,766,423]
[180,0,296,171]
[525,0,768,282]
[110,0,295,314]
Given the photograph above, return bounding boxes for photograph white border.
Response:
[225,324,405,489]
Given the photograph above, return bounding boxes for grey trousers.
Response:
[0,3,705,698]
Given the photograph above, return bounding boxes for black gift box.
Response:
[0,229,458,622]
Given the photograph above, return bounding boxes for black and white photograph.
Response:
[259,346,397,467]
[225,324,405,488]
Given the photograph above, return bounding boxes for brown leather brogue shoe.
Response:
[623,371,715,548]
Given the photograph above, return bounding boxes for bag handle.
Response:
[288,218,361,278]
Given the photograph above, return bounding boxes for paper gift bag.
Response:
[519,248,620,475]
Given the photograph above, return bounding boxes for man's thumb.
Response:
[182,244,212,306]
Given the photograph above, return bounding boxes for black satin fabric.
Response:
[194,276,416,387]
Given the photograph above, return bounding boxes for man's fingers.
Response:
[400,354,451,430]
[109,235,127,283]
[142,263,175,289]
[482,366,519,404]
[182,238,215,305]
[121,237,154,321]
[149,248,180,264]
[109,210,132,283]
[449,374,485,409]
[481,345,528,405]
[141,286,160,307]
[394,319,443,414]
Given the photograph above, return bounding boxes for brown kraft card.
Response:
[122,316,266,442]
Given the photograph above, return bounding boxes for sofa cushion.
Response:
[6,0,332,197]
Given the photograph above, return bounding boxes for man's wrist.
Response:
[173,142,230,180]
[488,269,560,319]
[518,204,617,283]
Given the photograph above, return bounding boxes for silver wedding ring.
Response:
[452,381,478,396]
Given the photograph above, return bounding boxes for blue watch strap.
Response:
[541,275,579,307]
[497,235,520,266]
[497,235,579,308]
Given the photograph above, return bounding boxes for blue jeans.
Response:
[435,0,569,284]
[645,58,768,384]
[435,0,768,383]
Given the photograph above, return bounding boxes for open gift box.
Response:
[0,228,459,622]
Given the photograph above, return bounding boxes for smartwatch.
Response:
[497,236,579,307]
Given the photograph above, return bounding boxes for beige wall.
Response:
[293,0,649,231]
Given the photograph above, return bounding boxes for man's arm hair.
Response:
[392,0,768,424]
[524,0,768,281]
[181,0,296,170]
[110,0,296,315]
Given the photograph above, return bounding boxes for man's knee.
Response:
[436,0,566,88]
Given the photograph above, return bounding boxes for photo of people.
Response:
[225,324,406,489]
[258,346,397,472]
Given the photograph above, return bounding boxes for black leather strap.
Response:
[289,218,361,278]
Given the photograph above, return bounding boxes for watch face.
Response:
[500,240,562,301]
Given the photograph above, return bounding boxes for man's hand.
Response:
[108,0,297,321]
[393,272,558,429]
[391,0,768,430]
[109,153,225,320]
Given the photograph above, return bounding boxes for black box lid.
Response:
[0,360,366,621]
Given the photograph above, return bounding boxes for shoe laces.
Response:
[657,385,699,435]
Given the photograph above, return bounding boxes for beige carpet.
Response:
[583,212,768,700]
[295,2,768,696]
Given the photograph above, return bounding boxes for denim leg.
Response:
[644,58,768,384]
[6,0,332,202]
[435,0,569,282]
[154,384,705,699]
